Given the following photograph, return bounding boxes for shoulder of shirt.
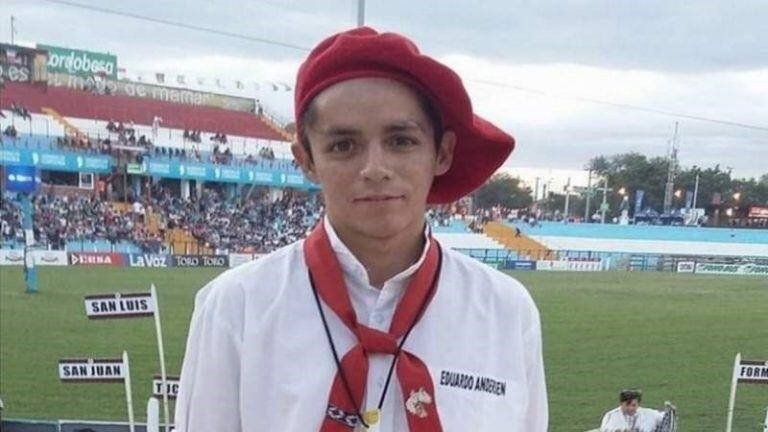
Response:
[638,407,664,416]
[439,245,538,311]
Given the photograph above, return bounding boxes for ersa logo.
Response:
[71,254,113,265]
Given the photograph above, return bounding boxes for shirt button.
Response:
[377,377,385,388]
[371,313,385,325]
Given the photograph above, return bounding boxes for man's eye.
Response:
[392,136,417,148]
[329,140,353,153]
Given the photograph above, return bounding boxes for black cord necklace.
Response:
[309,244,442,429]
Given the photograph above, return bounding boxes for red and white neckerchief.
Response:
[304,222,444,432]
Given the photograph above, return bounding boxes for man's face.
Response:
[293,77,455,240]
[620,399,639,416]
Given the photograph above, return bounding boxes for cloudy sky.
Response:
[3,0,767,180]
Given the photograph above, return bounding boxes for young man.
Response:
[175,27,547,431]
[600,389,663,432]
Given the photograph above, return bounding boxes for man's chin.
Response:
[350,216,413,239]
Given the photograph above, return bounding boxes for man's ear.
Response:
[434,130,456,176]
[291,141,320,184]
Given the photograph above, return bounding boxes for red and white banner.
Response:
[69,252,126,266]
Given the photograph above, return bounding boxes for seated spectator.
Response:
[3,125,18,138]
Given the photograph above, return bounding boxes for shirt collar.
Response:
[322,216,432,288]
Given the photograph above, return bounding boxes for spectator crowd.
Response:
[1,189,323,255]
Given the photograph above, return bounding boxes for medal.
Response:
[364,409,380,432]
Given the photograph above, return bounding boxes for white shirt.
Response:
[175,219,547,431]
[600,406,664,432]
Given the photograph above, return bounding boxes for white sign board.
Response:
[59,358,125,382]
[676,261,695,273]
[536,260,602,272]
[695,263,768,276]
[33,250,69,266]
[152,375,180,399]
[84,293,155,319]
[737,360,768,385]
[0,249,25,266]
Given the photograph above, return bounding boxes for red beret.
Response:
[295,27,515,204]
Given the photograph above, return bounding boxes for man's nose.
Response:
[360,142,393,182]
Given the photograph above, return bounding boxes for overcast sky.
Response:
[3,0,767,179]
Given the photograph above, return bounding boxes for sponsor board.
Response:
[676,261,695,273]
[172,254,229,268]
[38,44,117,79]
[694,262,768,276]
[1,43,48,83]
[152,375,181,399]
[229,253,255,268]
[127,253,170,268]
[748,206,768,219]
[69,252,126,266]
[536,260,602,272]
[737,360,768,385]
[0,148,112,173]
[84,292,154,319]
[0,249,25,266]
[502,260,537,270]
[59,358,125,382]
[33,250,68,266]
[46,71,255,112]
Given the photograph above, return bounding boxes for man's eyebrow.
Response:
[319,125,361,136]
[384,120,427,133]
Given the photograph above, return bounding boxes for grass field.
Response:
[1,266,766,431]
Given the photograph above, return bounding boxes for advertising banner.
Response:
[47,72,256,112]
[143,159,316,189]
[536,260,602,272]
[172,254,229,268]
[0,249,25,266]
[1,148,112,173]
[127,253,171,268]
[38,44,117,79]
[69,252,126,266]
[748,206,768,219]
[502,260,537,270]
[4,165,39,193]
[676,261,695,273]
[33,250,68,266]
[694,262,768,276]
[1,43,48,83]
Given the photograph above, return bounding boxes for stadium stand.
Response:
[508,220,768,258]
[1,82,283,140]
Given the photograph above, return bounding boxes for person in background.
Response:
[600,389,663,432]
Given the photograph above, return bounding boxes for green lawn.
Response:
[1,267,766,431]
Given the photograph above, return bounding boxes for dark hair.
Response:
[619,389,642,403]
[298,82,444,158]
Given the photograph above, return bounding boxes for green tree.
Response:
[475,173,533,209]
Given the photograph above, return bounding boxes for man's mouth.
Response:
[354,194,405,202]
